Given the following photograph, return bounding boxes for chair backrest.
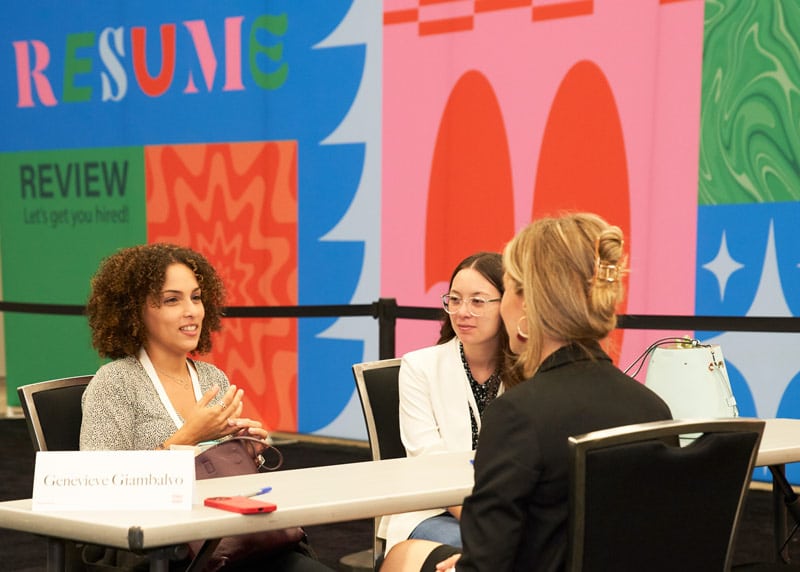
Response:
[567,418,764,572]
[17,375,93,452]
[352,358,405,462]
[352,358,405,569]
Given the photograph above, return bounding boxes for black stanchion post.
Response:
[374,298,398,360]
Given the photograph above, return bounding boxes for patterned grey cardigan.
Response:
[80,356,228,450]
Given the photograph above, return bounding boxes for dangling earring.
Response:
[516,316,529,341]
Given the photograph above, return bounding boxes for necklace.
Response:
[156,368,191,389]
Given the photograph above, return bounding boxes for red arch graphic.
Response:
[425,70,515,290]
[533,60,631,359]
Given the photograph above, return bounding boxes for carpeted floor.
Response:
[2,417,800,570]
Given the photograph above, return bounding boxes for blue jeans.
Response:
[408,512,463,548]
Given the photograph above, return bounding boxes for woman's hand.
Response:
[229,417,270,440]
[436,553,461,571]
[228,418,273,466]
[171,384,244,445]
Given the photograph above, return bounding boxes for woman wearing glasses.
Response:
[380,213,671,572]
[383,252,521,553]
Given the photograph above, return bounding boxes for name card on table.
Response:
[32,450,194,511]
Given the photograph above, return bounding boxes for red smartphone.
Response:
[204,496,278,514]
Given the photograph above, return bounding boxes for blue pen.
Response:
[241,486,272,497]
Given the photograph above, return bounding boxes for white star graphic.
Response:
[702,230,744,301]
[702,221,800,421]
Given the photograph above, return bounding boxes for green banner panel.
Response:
[699,1,800,205]
[0,147,146,406]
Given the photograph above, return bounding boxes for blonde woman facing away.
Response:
[381,213,671,572]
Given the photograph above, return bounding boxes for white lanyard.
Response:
[465,379,483,432]
[138,347,201,429]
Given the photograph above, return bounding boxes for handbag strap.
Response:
[217,435,284,471]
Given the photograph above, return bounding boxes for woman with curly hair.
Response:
[80,242,263,453]
[80,243,332,571]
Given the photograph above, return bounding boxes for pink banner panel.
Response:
[382,0,704,365]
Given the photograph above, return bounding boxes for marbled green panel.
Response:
[699,0,800,205]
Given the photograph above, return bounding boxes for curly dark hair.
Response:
[87,243,226,359]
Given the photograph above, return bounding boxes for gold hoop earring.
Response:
[516,316,529,341]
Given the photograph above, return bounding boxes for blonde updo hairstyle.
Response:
[502,212,627,379]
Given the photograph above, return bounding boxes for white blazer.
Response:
[382,337,503,552]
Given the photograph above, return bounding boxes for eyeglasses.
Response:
[441,294,501,317]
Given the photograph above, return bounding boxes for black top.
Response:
[457,343,672,572]
[459,341,502,450]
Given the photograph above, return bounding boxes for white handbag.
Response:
[643,342,739,419]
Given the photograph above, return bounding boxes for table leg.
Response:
[773,466,790,563]
[148,546,180,572]
[45,538,65,572]
[184,538,222,572]
[149,557,169,572]
[768,464,800,563]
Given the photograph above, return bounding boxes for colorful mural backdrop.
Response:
[2,0,800,459]
[696,0,800,480]
[381,0,800,478]
[382,0,704,365]
[1,1,381,437]
[145,141,299,428]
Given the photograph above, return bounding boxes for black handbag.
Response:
[190,437,309,571]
